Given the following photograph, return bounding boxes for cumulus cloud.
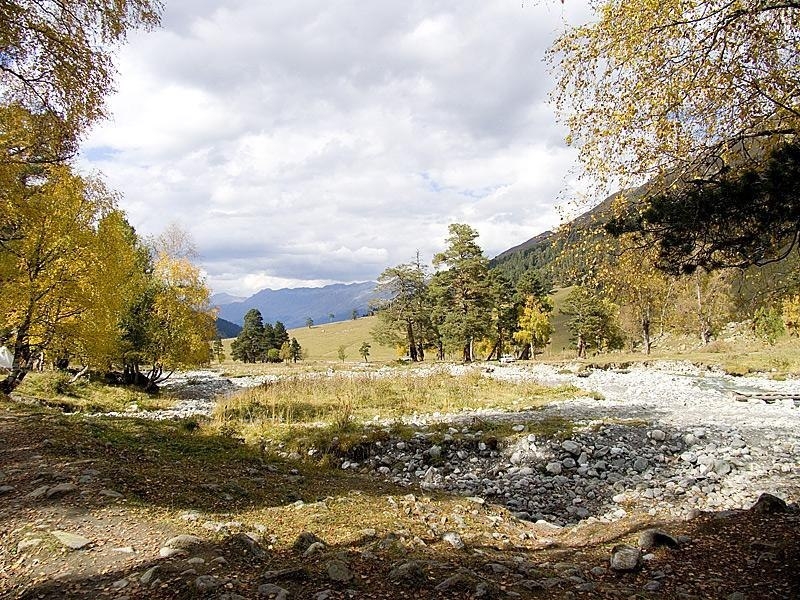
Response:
[79,0,593,297]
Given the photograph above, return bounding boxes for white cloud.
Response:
[79,0,594,297]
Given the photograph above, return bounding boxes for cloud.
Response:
[79,0,593,296]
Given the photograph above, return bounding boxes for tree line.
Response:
[230,309,303,363]
[372,222,800,363]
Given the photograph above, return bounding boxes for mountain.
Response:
[210,292,246,305]
[215,317,242,339]
[490,190,629,286]
[216,281,377,328]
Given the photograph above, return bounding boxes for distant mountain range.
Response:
[215,317,242,338]
[214,281,376,329]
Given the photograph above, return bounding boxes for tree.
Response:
[290,338,302,363]
[552,2,800,274]
[359,341,371,363]
[273,321,289,349]
[561,286,623,358]
[551,1,800,193]
[337,345,347,362]
[231,309,266,363]
[371,256,431,361]
[672,269,732,345]
[328,312,335,322]
[783,295,800,337]
[0,167,123,391]
[595,236,675,354]
[212,337,225,363]
[351,309,359,320]
[124,249,215,389]
[305,317,314,328]
[513,296,554,360]
[0,0,162,150]
[430,224,493,362]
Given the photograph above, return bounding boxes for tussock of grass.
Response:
[15,371,175,413]
[216,370,576,426]
[212,370,581,455]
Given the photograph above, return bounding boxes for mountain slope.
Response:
[217,281,376,328]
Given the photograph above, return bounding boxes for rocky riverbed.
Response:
[330,362,800,526]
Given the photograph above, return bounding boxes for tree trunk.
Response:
[485,339,499,361]
[0,329,33,394]
[68,365,90,384]
[642,317,651,355]
[416,343,425,361]
[577,334,586,358]
[407,322,418,361]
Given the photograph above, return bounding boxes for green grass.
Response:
[14,371,175,413]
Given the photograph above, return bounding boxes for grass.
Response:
[14,371,175,413]
[212,368,582,454]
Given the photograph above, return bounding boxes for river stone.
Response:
[27,485,49,499]
[51,530,91,550]
[546,462,562,475]
[293,531,325,553]
[164,534,204,549]
[633,457,649,472]
[193,575,220,593]
[638,528,679,550]
[0,485,14,494]
[435,573,473,592]
[46,482,79,498]
[326,559,354,583]
[610,544,641,571]
[561,440,581,455]
[303,542,326,557]
[751,492,788,514]
[17,538,42,552]
[159,547,187,558]
[140,566,159,585]
[258,583,289,599]
[389,561,426,587]
[442,531,465,549]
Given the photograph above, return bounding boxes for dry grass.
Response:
[212,368,581,449]
[13,371,175,413]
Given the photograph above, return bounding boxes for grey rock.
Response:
[442,531,465,549]
[561,440,581,455]
[258,583,289,599]
[610,544,641,571]
[46,482,79,498]
[303,541,326,557]
[545,462,562,475]
[474,580,501,598]
[388,561,426,587]
[326,559,353,583]
[26,485,49,499]
[227,532,265,558]
[164,534,204,549]
[17,538,42,552]
[0,485,14,494]
[649,429,666,442]
[314,591,333,600]
[100,489,124,498]
[159,547,187,558]
[293,531,325,553]
[50,530,91,550]
[633,457,649,472]
[111,579,128,590]
[435,573,473,591]
[643,580,662,592]
[751,493,788,514]
[638,528,679,550]
[140,566,159,585]
[193,575,219,593]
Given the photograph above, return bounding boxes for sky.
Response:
[79,0,594,298]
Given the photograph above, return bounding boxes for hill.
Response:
[489,190,634,286]
[215,317,242,339]
[216,281,376,328]
[287,315,399,362]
